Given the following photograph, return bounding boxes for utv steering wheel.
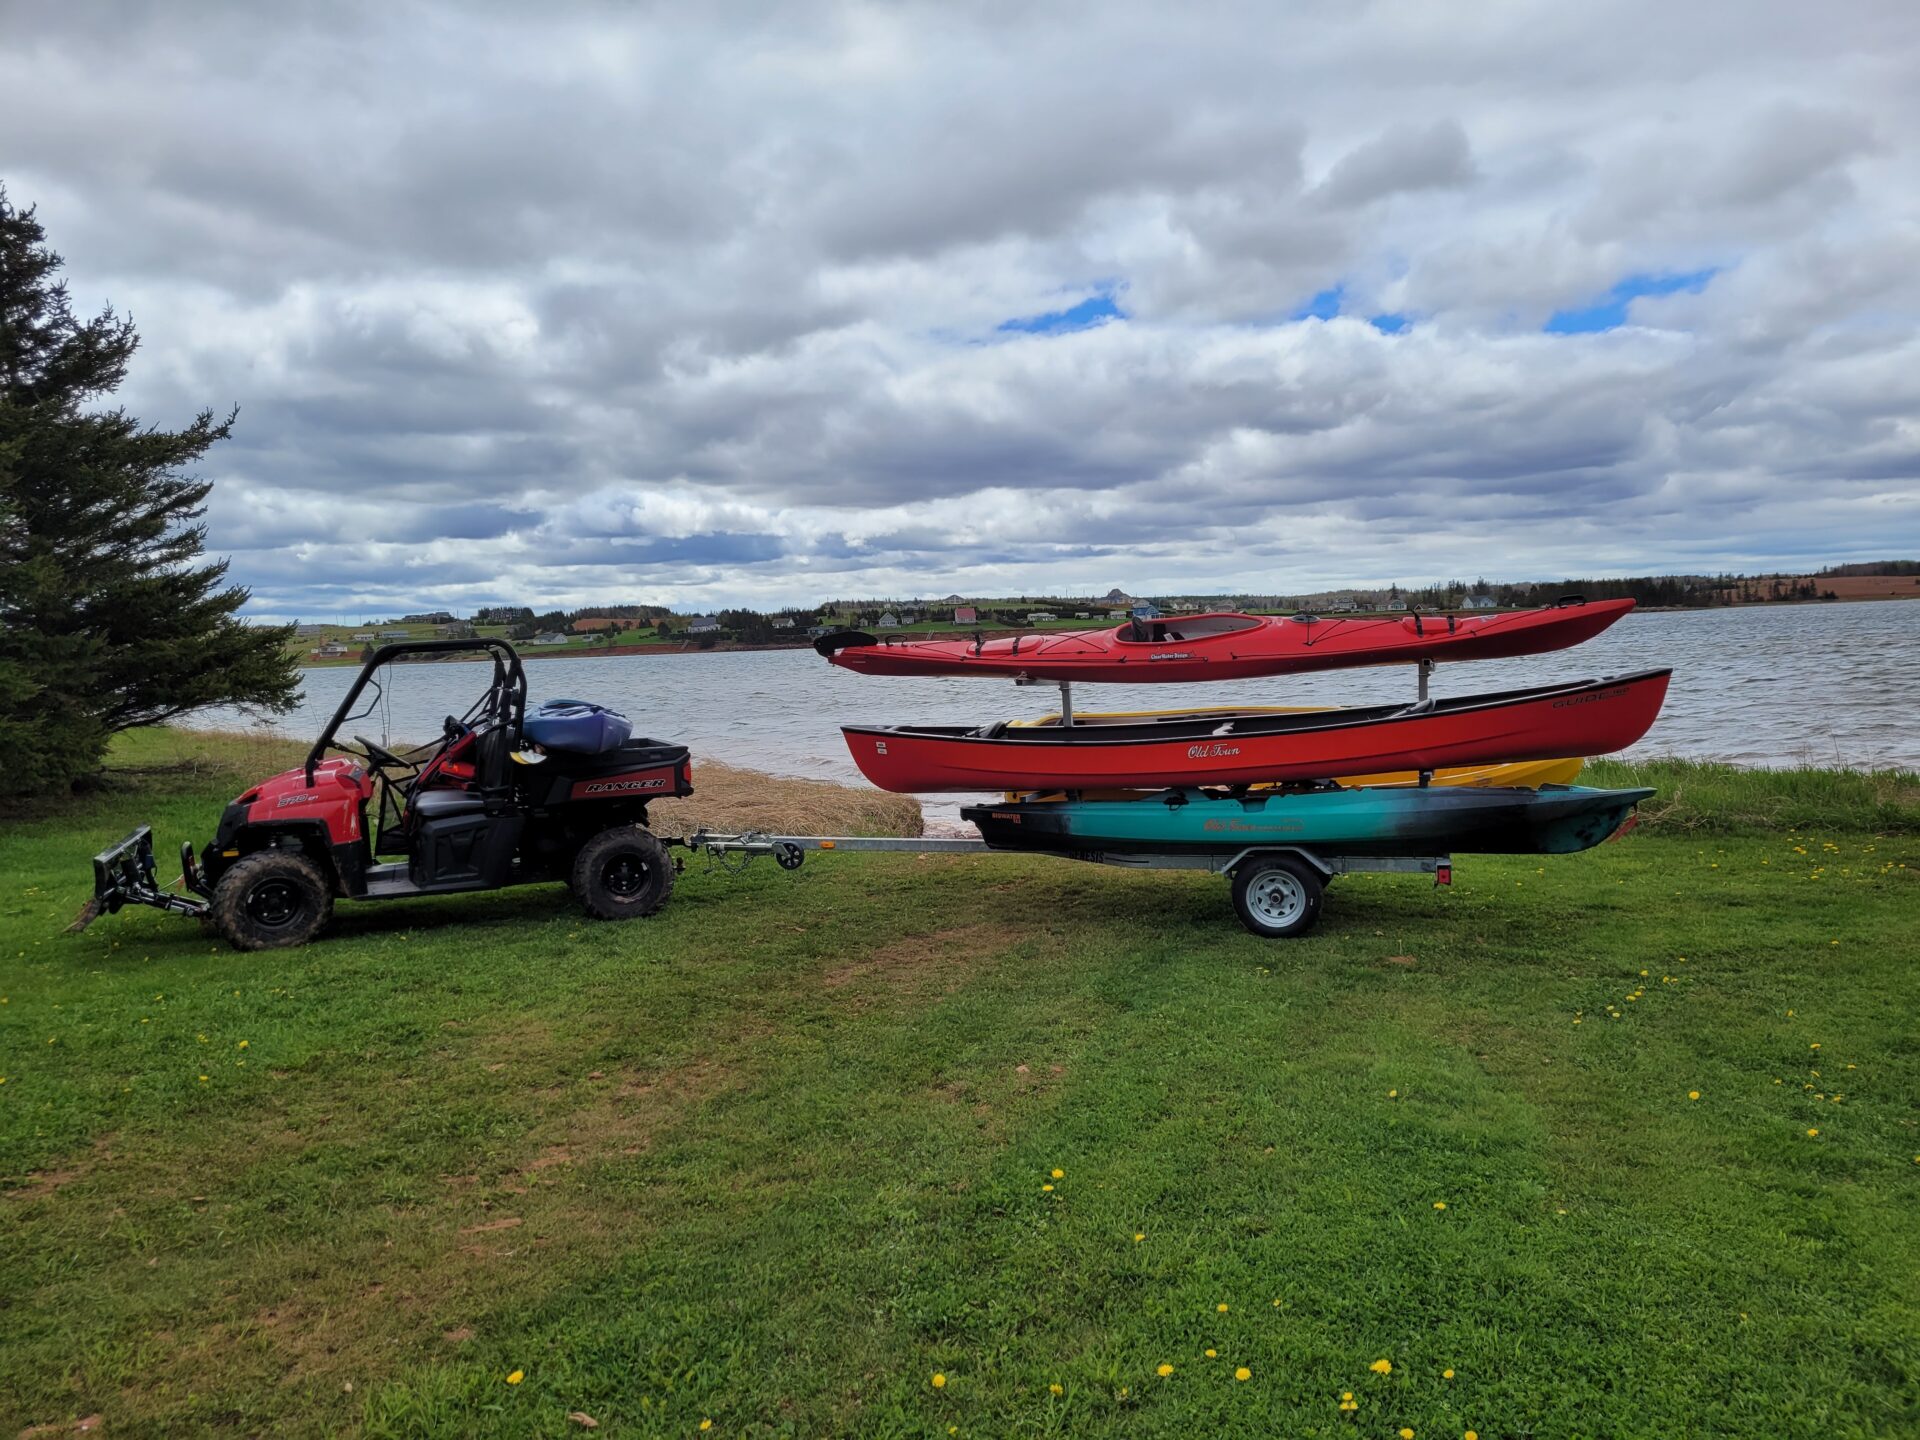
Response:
[353,735,411,771]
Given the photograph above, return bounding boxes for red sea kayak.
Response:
[841,669,1671,792]
[817,597,1634,683]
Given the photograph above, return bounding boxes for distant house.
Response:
[436,622,474,637]
[351,631,376,642]
[1325,598,1359,614]
[807,625,834,639]
[309,641,351,658]
[1129,603,1162,620]
[943,593,966,604]
[1108,610,1128,620]
[1026,611,1056,624]
[379,629,410,640]
[1104,589,1135,604]
[1173,601,1201,612]
[530,632,568,645]
[898,612,917,625]
[1385,599,1408,612]
[770,616,795,629]
[401,610,455,625]
[1464,594,1498,609]
[876,612,900,628]
[1073,611,1090,619]
[953,606,978,624]
[294,623,328,637]
[687,616,721,635]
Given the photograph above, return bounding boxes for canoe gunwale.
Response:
[843,669,1673,751]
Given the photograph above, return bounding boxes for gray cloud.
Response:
[1316,120,1477,209]
[2,0,1916,618]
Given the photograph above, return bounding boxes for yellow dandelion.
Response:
[1041,1184,1054,1193]
[505,1369,524,1384]
[1205,1348,1217,1358]
[1051,1168,1064,1179]
[1157,1363,1174,1377]
[1050,1382,1063,1395]
[1134,1232,1145,1242]
[1688,1090,1700,1100]
[1433,1201,1447,1210]
[931,1372,946,1389]
[699,1423,711,1434]
[1370,1358,1393,1374]
[1217,1302,1229,1313]
[1443,1368,1454,1379]
[1388,1088,1398,1097]
[1810,1042,1820,1050]
[1341,1392,1354,1401]
[1401,1429,1415,1439]
[1467,1432,1479,1440]
[1235,1366,1251,1382]
[1806,1128,1819,1137]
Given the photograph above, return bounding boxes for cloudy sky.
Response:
[4,1,1918,618]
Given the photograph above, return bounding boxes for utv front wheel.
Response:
[572,826,674,920]
[211,852,333,951]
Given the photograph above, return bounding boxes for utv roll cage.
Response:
[304,638,528,784]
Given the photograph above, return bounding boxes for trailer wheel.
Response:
[572,826,674,921]
[210,851,333,951]
[1230,855,1324,939]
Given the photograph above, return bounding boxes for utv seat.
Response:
[409,789,489,822]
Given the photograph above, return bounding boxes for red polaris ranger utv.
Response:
[80,639,692,950]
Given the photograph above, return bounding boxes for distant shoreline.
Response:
[295,592,1919,668]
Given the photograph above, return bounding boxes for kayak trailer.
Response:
[672,828,1451,939]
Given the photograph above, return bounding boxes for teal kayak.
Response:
[961,783,1655,858]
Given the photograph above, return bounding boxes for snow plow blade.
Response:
[69,825,208,932]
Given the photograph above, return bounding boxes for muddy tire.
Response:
[210,851,333,951]
[571,826,674,921]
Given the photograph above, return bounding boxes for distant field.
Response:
[1815,575,1920,600]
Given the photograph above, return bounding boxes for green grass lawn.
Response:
[2,735,1917,1438]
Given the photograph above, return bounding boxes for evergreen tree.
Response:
[0,188,298,797]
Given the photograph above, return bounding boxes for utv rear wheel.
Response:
[211,851,333,951]
[571,826,673,921]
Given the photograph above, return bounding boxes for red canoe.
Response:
[817,597,1634,683]
[842,669,1671,792]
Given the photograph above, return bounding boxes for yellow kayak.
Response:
[1006,706,1582,797]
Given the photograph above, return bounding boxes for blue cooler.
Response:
[524,699,633,754]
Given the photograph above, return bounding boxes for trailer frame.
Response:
[673,828,1451,939]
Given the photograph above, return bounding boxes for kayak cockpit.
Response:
[1115,612,1264,644]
